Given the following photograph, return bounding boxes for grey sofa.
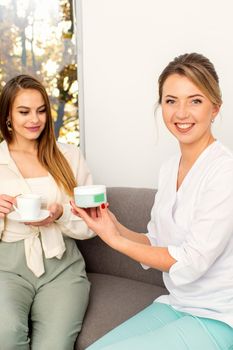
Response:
[75,187,168,350]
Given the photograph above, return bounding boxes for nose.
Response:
[175,103,189,120]
[30,111,40,123]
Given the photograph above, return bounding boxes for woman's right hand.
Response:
[0,195,16,219]
[70,200,122,249]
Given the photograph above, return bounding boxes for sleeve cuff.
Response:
[168,245,197,286]
[141,263,151,270]
[140,233,157,270]
[55,204,82,223]
[145,233,158,247]
[168,245,182,261]
[55,204,70,223]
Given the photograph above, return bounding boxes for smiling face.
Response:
[10,88,47,145]
[161,74,220,149]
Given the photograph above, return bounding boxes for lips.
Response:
[175,123,195,133]
[25,126,41,132]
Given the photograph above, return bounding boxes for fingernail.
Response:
[101,203,105,209]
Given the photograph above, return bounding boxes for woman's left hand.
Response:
[70,200,121,248]
[25,203,63,227]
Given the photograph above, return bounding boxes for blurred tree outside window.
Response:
[0,0,79,145]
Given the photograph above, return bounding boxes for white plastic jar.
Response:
[74,185,107,208]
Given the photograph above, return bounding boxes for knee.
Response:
[31,322,80,350]
[0,315,29,349]
[31,336,76,350]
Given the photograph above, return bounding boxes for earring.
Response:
[6,119,12,132]
[211,119,215,123]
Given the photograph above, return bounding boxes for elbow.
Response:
[168,250,210,286]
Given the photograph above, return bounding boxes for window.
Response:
[0,0,79,145]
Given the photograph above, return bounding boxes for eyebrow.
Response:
[165,94,204,99]
[16,104,46,109]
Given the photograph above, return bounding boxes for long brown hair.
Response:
[0,74,76,196]
[158,53,222,106]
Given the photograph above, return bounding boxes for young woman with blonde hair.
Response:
[71,53,233,349]
[0,74,94,349]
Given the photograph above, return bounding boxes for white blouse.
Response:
[146,141,233,327]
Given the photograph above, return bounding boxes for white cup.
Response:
[13,194,42,220]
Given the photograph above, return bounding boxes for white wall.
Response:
[77,0,233,188]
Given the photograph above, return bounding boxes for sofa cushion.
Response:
[78,237,165,288]
[76,273,167,350]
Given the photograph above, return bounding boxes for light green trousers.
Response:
[87,303,233,350]
[0,237,90,350]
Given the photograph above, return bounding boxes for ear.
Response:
[212,104,220,118]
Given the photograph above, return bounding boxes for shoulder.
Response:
[57,142,81,156]
[207,141,233,173]
[0,141,10,163]
[211,140,233,158]
[57,141,78,153]
[203,141,233,188]
[56,142,89,177]
[0,140,8,154]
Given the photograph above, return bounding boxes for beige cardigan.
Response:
[0,141,95,277]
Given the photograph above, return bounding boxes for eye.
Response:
[165,99,176,104]
[19,111,28,115]
[192,99,202,104]
[38,109,46,114]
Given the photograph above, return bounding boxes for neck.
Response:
[9,138,38,154]
[179,134,215,168]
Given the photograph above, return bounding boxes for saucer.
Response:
[7,210,50,223]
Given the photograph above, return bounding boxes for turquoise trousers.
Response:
[87,302,233,350]
[0,238,90,350]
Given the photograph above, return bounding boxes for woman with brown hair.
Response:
[71,53,233,349]
[0,74,94,349]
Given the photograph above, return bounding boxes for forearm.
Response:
[69,203,173,270]
[113,236,176,272]
[116,221,150,245]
